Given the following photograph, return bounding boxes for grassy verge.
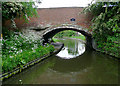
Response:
[2,28,55,73]
[2,44,54,73]
[69,36,85,41]
[52,38,60,42]
[52,35,85,43]
[54,30,86,41]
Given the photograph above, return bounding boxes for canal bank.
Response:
[91,38,119,59]
[3,38,118,84]
[54,37,119,59]
[1,42,64,81]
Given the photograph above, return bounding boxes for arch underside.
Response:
[43,28,91,42]
[42,27,93,49]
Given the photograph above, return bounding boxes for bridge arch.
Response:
[42,25,93,48]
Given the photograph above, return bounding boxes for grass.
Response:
[70,35,86,41]
[2,28,55,73]
[52,38,60,42]
[52,35,86,43]
[2,44,55,73]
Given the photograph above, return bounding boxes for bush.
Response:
[2,2,38,21]
[2,28,55,73]
[83,1,120,58]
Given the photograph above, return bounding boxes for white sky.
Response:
[36,0,93,8]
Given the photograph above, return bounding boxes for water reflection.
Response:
[3,38,118,84]
[57,39,85,59]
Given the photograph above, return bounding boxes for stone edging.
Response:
[0,43,64,81]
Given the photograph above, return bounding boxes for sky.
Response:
[36,0,93,8]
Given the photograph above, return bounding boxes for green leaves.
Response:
[112,24,119,32]
[2,28,55,73]
[84,1,120,58]
[54,30,81,38]
[2,43,55,73]
[2,2,38,27]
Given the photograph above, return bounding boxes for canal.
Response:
[3,38,118,84]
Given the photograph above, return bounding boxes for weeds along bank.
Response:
[1,2,55,80]
[1,27,55,74]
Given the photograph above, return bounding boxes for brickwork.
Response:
[3,7,94,48]
[4,7,93,29]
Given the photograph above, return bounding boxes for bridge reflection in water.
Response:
[56,38,85,59]
[3,38,118,84]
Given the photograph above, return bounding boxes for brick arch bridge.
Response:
[4,7,94,48]
[33,24,93,48]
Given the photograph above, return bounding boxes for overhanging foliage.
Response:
[83,1,120,57]
[2,1,39,28]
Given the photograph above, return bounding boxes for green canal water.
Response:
[3,38,118,84]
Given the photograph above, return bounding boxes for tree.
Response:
[2,1,40,28]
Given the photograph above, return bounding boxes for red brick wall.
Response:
[4,7,93,29]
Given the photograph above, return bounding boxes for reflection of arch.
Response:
[50,48,94,73]
[42,26,93,48]
[56,39,86,59]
